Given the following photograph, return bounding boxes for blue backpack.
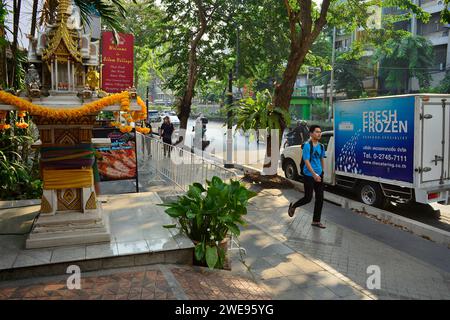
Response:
[300,141,324,176]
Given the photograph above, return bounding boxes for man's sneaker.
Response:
[311,222,326,229]
[288,203,295,217]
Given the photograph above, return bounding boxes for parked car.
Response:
[148,110,161,123]
[155,114,181,136]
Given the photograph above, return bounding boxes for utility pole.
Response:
[328,26,336,122]
[225,19,240,169]
[146,85,149,122]
[225,69,234,168]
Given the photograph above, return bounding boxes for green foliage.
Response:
[197,78,226,104]
[311,104,330,122]
[424,71,450,94]
[74,0,130,34]
[232,90,291,133]
[0,115,42,200]
[160,176,256,269]
[375,35,434,94]
[333,57,371,99]
[234,0,289,92]
[12,49,26,90]
[157,0,235,97]
[119,1,167,97]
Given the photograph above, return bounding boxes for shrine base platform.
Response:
[0,192,194,281]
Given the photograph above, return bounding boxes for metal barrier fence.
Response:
[136,133,237,191]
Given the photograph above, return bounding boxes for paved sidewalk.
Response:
[1,184,449,300]
[236,185,450,300]
[0,264,271,300]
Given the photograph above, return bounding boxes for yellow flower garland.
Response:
[0,90,131,119]
[0,90,151,133]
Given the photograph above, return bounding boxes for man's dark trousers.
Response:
[163,137,172,157]
[292,174,324,222]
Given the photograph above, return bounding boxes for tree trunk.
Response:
[266,47,308,176]
[30,0,39,38]
[262,129,281,176]
[175,0,207,147]
[264,0,330,176]
[0,22,5,88]
[12,0,22,89]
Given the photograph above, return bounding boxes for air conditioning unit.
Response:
[440,63,445,71]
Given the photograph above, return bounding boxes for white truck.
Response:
[281,94,450,208]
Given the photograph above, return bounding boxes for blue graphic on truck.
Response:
[334,97,415,183]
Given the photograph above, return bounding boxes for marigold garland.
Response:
[0,110,8,131]
[119,125,133,133]
[0,123,11,131]
[0,90,154,134]
[0,90,131,120]
[136,127,150,134]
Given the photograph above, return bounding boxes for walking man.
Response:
[160,116,174,157]
[288,125,326,228]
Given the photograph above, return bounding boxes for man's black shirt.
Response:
[161,122,174,138]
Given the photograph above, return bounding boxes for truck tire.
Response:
[357,182,386,208]
[284,160,299,180]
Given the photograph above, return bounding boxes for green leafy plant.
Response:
[160,176,256,269]
[230,89,291,175]
[0,113,42,200]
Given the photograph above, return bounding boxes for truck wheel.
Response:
[284,160,299,180]
[358,182,386,208]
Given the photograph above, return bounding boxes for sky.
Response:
[5,0,42,50]
[5,0,328,50]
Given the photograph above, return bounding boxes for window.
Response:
[418,13,446,35]
[344,39,350,48]
[434,44,447,70]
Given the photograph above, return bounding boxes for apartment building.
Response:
[410,0,450,89]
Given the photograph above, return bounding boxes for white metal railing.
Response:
[136,133,237,191]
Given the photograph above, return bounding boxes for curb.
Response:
[234,164,450,248]
[0,199,41,209]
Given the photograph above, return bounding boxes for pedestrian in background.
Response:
[160,116,174,157]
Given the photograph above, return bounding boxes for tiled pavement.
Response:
[1,184,449,300]
[0,264,271,300]
[239,187,450,300]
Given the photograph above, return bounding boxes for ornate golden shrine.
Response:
[28,0,100,94]
[0,90,144,248]
[0,0,147,249]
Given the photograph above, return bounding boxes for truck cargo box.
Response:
[334,94,450,203]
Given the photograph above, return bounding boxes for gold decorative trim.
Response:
[57,188,82,211]
[42,0,82,63]
[40,195,52,213]
[85,192,97,210]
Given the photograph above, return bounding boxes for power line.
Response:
[334,61,446,71]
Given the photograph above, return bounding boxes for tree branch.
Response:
[311,0,331,40]
[284,0,300,47]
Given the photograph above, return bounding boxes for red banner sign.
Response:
[101,31,134,93]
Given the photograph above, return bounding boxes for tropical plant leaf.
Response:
[195,242,205,261]
[227,223,240,236]
[205,245,218,269]
[165,206,185,218]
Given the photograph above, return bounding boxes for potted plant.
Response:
[160,176,256,269]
